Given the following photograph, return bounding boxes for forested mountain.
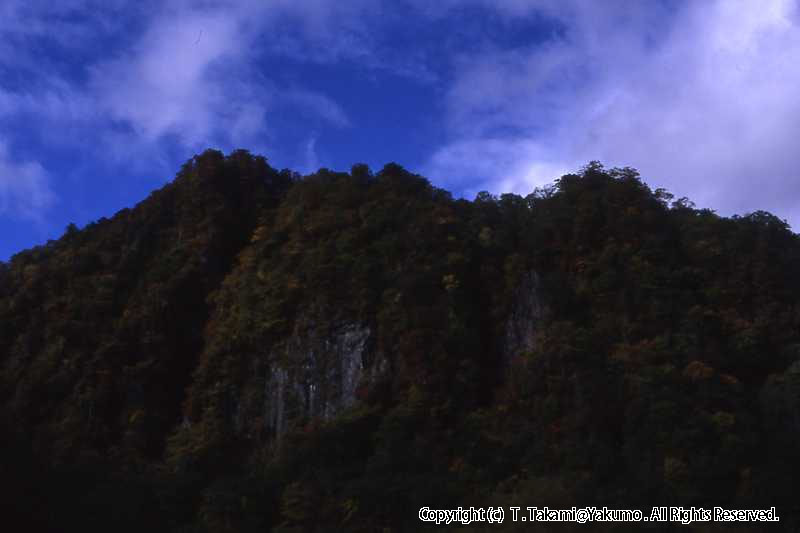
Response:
[2,150,799,531]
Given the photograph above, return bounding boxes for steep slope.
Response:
[0,149,292,529]
[1,156,800,532]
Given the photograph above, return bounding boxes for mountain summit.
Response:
[2,151,799,531]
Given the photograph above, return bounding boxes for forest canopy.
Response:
[1,150,799,532]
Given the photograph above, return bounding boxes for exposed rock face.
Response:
[503,270,546,363]
[264,319,381,438]
[760,359,800,452]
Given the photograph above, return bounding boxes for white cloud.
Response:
[85,1,368,153]
[425,137,567,197]
[284,89,351,128]
[302,135,320,174]
[88,5,264,148]
[0,0,367,228]
[426,0,800,226]
[0,141,55,221]
[0,1,359,158]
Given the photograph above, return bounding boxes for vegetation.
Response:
[1,151,799,531]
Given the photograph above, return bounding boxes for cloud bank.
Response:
[425,0,800,224]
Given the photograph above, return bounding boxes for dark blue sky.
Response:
[2,0,800,260]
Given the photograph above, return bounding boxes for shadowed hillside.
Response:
[2,151,799,531]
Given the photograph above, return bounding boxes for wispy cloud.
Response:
[426,137,567,198]
[0,140,55,222]
[88,4,263,148]
[0,0,363,223]
[284,89,351,128]
[302,135,320,174]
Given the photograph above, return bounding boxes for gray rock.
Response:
[503,270,546,363]
[263,319,382,439]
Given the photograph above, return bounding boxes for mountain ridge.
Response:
[2,150,799,532]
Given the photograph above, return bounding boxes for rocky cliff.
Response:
[503,269,547,363]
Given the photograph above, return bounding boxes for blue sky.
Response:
[2,0,800,260]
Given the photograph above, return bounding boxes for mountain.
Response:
[2,150,799,532]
